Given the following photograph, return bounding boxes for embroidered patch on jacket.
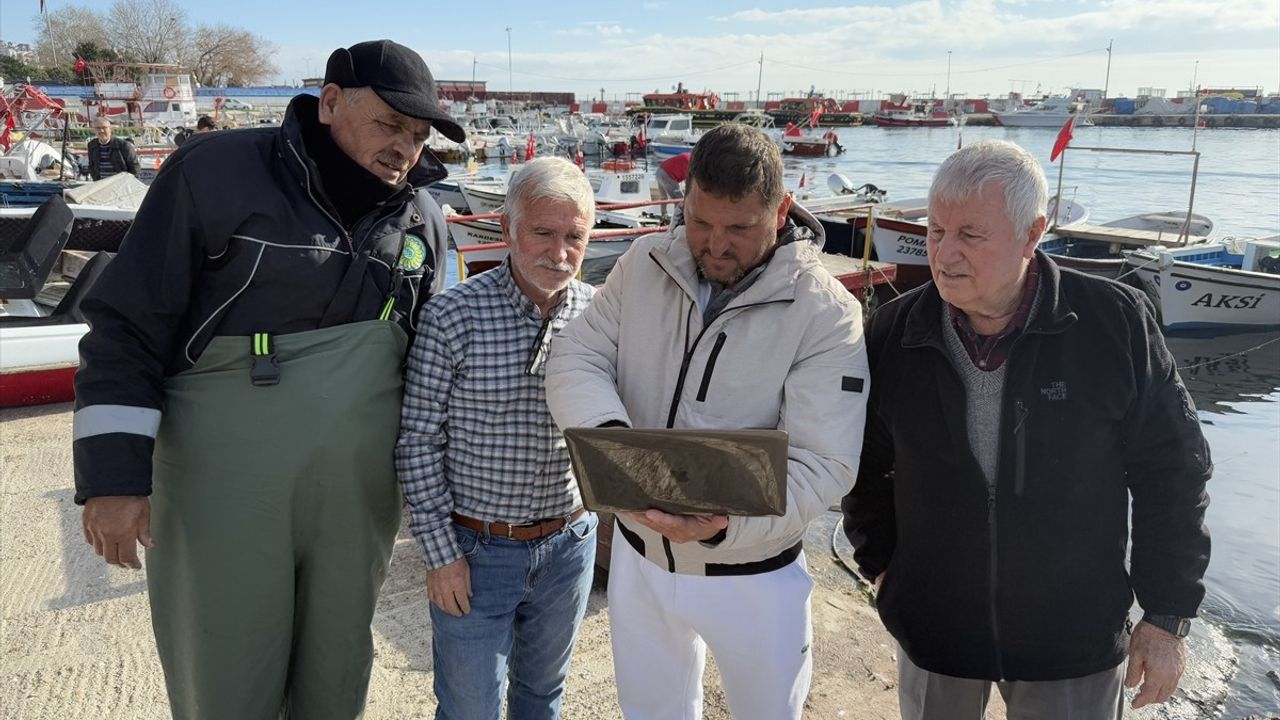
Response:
[399,234,427,271]
[841,376,865,393]
[1039,381,1068,401]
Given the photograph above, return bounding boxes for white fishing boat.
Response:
[994,95,1091,128]
[1102,210,1213,239]
[1122,236,1280,330]
[0,196,120,407]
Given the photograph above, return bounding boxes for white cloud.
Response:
[411,2,1278,100]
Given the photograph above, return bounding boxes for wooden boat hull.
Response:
[781,139,837,157]
[871,115,950,128]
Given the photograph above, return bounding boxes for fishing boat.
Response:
[778,126,844,157]
[1121,237,1280,330]
[994,94,1091,128]
[0,196,121,408]
[870,99,954,128]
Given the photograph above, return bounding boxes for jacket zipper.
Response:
[695,332,728,402]
[284,139,352,252]
[649,254,791,572]
[987,483,1003,680]
[664,303,710,429]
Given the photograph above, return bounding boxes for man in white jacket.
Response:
[545,123,870,719]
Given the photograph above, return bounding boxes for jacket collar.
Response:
[278,94,449,199]
[647,201,828,306]
[901,249,1076,349]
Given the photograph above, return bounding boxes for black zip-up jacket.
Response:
[72,94,449,504]
[842,251,1211,682]
[87,136,141,179]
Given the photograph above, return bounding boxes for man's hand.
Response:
[1126,620,1188,708]
[624,509,728,544]
[82,496,153,570]
[426,558,472,617]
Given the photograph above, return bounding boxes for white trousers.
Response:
[607,536,815,720]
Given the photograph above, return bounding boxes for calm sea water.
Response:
[444,125,1280,716]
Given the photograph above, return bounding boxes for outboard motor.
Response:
[828,173,857,195]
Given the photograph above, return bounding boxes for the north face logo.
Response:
[1040,381,1068,401]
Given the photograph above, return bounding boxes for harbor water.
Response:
[444,124,1280,717]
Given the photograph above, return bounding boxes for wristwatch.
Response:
[1142,613,1192,638]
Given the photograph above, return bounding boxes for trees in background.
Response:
[31,0,277,86]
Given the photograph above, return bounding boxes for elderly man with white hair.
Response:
[843,140,1212,719]
[396,156,598,720]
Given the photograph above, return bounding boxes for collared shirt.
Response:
[947,258,1040,371]
[396,260,594,570]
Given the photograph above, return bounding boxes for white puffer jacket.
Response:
[545,206,870,574]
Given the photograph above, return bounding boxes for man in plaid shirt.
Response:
[395,157,598,720]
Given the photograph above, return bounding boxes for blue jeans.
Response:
[431,512,598,720]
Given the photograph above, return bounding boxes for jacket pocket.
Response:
[695,332,728,402]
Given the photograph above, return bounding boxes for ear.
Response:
[1023,214,1047,258]
[317,84,343,126]
[775,193,793,231]
[500,213,513,248]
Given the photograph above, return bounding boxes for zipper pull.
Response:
[379,269,405,321]
[1013,399,1028,434]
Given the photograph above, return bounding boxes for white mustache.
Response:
[535,258,574,273]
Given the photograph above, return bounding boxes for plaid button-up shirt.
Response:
[395,260,594,570]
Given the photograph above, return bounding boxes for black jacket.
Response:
[842,252,1211,682]
[73,94,450,503]
[86,136,141,179]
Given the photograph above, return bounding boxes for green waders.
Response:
[147,319,406,719]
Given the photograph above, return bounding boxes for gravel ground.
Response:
[1,402,1238,719]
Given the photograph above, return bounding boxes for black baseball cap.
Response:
[324,39,466,143]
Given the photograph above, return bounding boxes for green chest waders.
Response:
[147,319,407,720]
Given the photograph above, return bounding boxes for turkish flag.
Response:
[1050,115,1075,162]
[810,107,822,128]
[525,131,535,161]
[73,57,86,74]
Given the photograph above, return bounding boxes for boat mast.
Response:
[1102,40,1112,99]
[756,53,764,110]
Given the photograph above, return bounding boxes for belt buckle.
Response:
[505,522,516,539]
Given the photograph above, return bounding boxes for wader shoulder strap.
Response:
[317,229,409,328]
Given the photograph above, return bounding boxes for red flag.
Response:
[1049,115,1075,162]
[809,107,822,128]
[525,131,535,161]
[73,57,86,74]
[637,120,646,150]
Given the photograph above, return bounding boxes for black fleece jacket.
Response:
[842,251,1212,682]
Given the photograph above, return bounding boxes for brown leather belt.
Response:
[450,508,586,541]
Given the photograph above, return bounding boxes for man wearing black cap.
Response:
[73,40,464,718]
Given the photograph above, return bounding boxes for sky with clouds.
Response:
[5,0,1278,100]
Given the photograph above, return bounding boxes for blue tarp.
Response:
[1112,98,1136,115]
